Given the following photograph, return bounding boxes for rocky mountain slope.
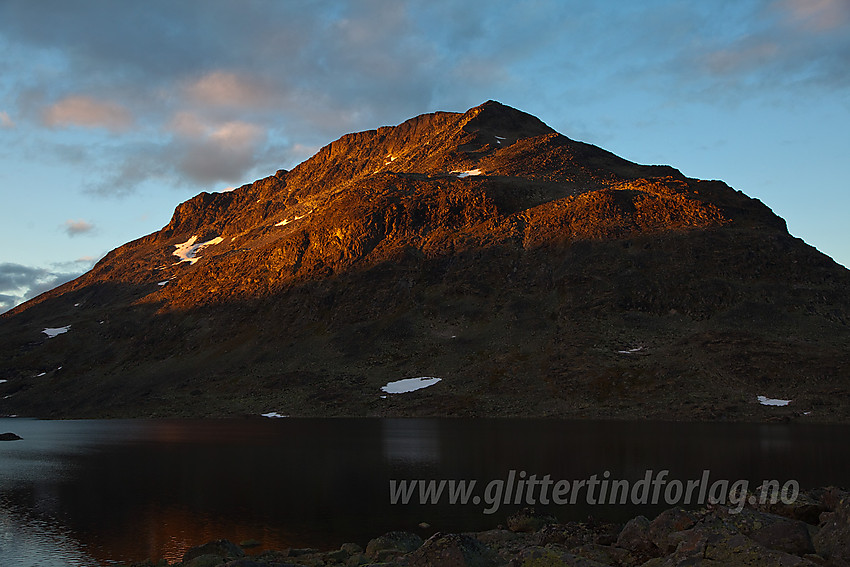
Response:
[1,101,848,419]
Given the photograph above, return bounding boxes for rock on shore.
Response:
[121,488,850,567]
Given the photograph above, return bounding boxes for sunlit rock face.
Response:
[1,101,848,420]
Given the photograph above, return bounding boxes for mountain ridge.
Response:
[1,101,848,420]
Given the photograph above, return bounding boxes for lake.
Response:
[1,418,849,565]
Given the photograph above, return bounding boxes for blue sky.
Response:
[1,0,848,313]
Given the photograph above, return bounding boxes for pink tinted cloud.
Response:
[184,71,277,108]
[63,219,95,237]
[776,0,850,32]
[43,96,133,132]
[0,111,14,128]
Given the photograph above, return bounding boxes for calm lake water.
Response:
[1,418,849,565]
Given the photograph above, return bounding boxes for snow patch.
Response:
[275,209,313,227]
[173,235,224,265]
[0,379,6,384]
[157,281,169,286]
[381,376,442,394]
[43,325,71,338]
[452,169,483,178]
[617,347,643,354]
[35,373,46,377]
[261,412,288,418]
[757,395,791,407]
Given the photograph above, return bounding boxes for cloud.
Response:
[164,114,268,185]
[0,294,17,313]
[0,111,14,128]
[21,273,79,303]
[0,262,84,314]
[63,219,95,237]
[777,0,850,32]
[0,263,47,294]
[702,40,781,75]
[679,0,850,97]
[0,1,456,196]
[174,119,268,185]
[3,0,848,200]
[184,71,277,109]
[85,115,273,196]
[43,95,133,131]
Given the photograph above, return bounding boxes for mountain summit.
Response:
[2,101,849,420]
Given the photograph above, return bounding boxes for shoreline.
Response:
[2,411,847,423]
[119,487,850,567]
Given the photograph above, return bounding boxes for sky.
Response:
[1,0,848,313]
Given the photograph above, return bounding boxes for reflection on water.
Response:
[0,419,143,490]
[0,494,100,567]
[1,418,850,565]
[0,420,143,566]
[382,419,440,464]
[758,423,795,452]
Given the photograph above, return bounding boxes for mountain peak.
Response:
[461,100,554,138]
[1,101,848,421]
[271,101,563,198]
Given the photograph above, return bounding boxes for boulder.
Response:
[238,539,261,549]
[648,508,697,553]
[345,552,370,566]
[185,554,225,567]
[287,548,319,557]
[222,560,265,567]
[750,518,815,556]
[615,515,659,557]
[757,489,826,525]
[339,542,363,555]
[182,540,245,564]
[814,493,850,563]
[704,533,817,566]
[365,531,423,559]
[536,523,597,548]
[709,505,815,555]
[507,507,557,533]
[508,545,610,566]
[641,514,820,567]
[324,548,349,563]
[473,528,535,559]
[570,543,636,566]
[407,533,500,567]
